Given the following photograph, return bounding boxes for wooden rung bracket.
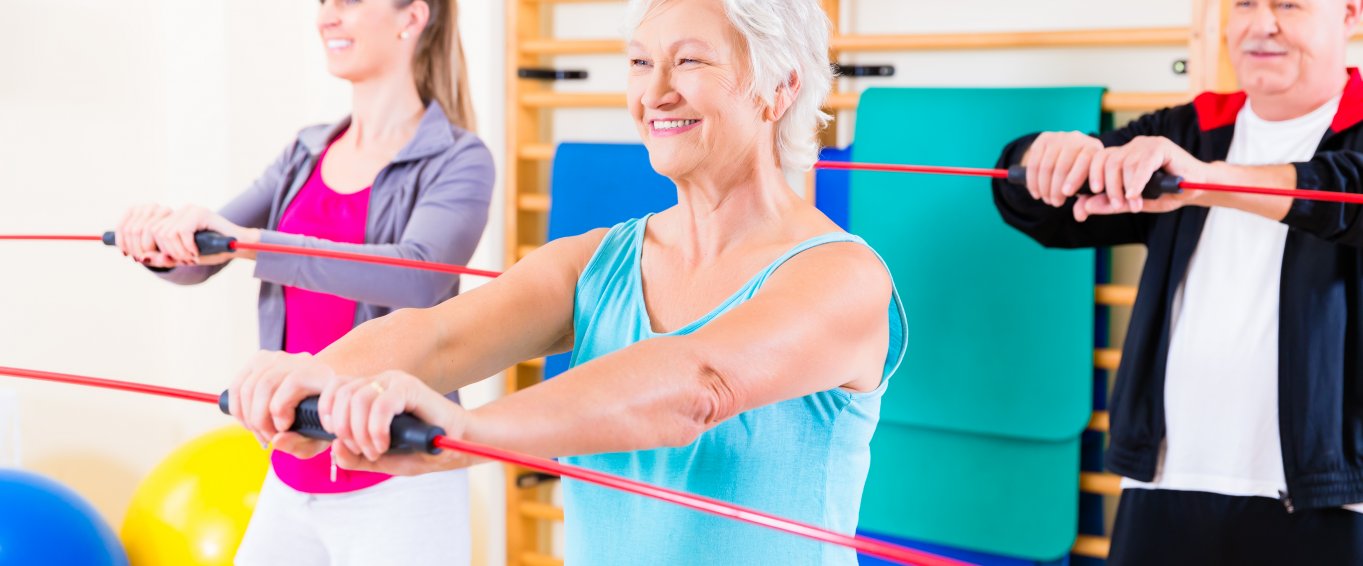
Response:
[518,68,589,81]
[517,471,560,489]
[834,63,896,77]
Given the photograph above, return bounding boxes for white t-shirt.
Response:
[1121,96,1361,512]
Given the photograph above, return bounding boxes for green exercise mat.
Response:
[851,87,1103,560]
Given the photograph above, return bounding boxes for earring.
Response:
[399,31,410,40]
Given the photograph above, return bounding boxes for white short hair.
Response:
[625,0,833,173]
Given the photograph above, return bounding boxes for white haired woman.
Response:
[229,0,906,563]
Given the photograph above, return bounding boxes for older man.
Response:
[993,0,1363,564]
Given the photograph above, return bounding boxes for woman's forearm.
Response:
[315,307,457,390]
[462,336,728,458]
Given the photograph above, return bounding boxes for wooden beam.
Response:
[506,2,551,562]
[1189,0,1238,92]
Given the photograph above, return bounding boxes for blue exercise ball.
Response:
[0,468,128,566]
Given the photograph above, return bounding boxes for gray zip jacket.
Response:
[157,102,494,351]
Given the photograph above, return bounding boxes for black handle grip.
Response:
[217,391,444,455]
[1006,165,1183,200]
[517,67,588,81]
[101,230,237,255]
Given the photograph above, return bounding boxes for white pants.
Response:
[235,467,471,566]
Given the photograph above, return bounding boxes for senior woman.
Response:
[229,0,906,563]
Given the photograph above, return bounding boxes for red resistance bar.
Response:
[814,160,1363,206]
[235,240,503,279]
[0,232,505,279]
[0,366,971,566]
[0,235,105,242]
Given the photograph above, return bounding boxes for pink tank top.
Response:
[273,140,390,494]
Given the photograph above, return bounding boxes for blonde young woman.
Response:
[114,1,492,563]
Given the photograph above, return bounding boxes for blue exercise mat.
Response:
[542,143,677,379]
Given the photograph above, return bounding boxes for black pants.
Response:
[1108,488,1363,566]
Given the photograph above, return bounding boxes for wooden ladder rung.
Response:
[1094,348,1121,371]
[519,193,551,213]
[1095,284,1137,307]
[521,90,1188,114]
[520,143,556,161]
[1080,471,1122,496]
[521,552,565,566]
[518,28,1194,56]
[1072,534,1111,559]
[1088,410,1110,432]
[520,501,566,522]
[831,28,1189,51]
[518,244,539,260]
[521,38,621,55]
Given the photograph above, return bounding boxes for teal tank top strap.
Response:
[573,216,906,382]
[740,231,909,382]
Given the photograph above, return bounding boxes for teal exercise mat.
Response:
[851,87,1101,441]
[861,425,1081,560]
[850,87,1104,560]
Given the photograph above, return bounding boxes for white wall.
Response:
[0,1,506,564]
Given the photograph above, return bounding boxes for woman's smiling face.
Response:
[627,0,775,179]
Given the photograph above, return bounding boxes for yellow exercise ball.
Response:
[120,426,269,566]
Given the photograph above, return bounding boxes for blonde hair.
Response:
[625,0,833,172]
[399,0,477,131]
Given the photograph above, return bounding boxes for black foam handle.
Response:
[217,391,444,455]
[1006,165,1183,200]
[101,230,238,255]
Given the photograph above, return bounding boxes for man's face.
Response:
[1226,0,1359,98]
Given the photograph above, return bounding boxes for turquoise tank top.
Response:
[561,215,908,565]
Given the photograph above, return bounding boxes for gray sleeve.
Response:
[153,141,296,285]
[251,135,495,308]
